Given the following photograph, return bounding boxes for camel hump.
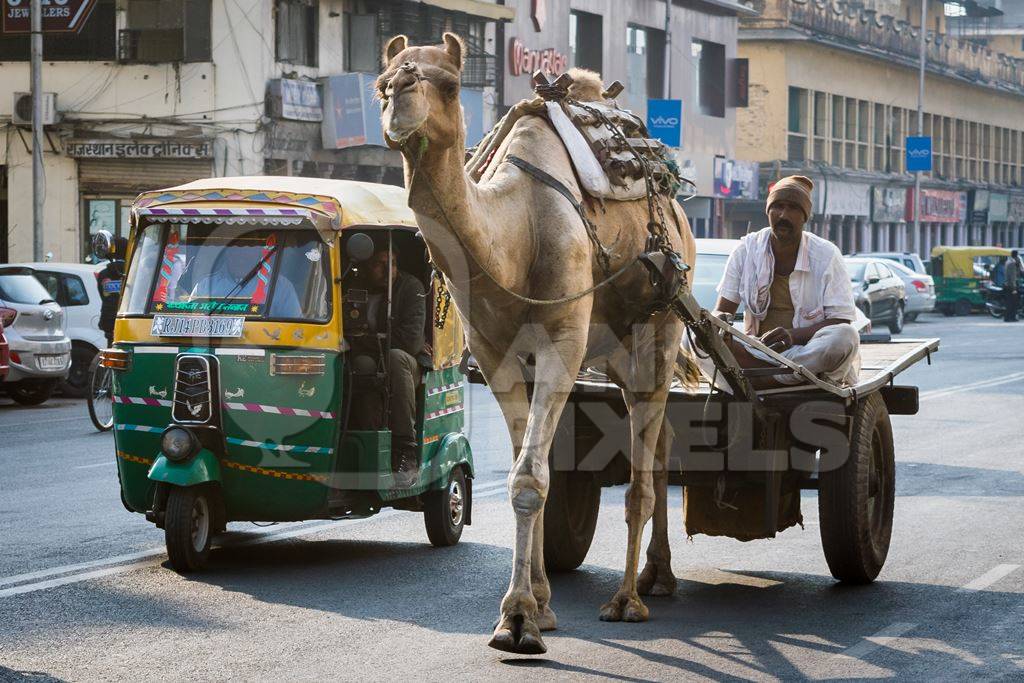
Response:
[565,68,605,103]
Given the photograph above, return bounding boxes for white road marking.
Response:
[920,371,1024,401]
[0,481,508,599]
[74,461,116,469]
[833,622,918,661]
[960,564,1021,592]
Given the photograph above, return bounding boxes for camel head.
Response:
[377,33,465,150]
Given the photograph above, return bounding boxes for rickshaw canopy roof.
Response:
[133,176,418,235]
[931,245,1012,279]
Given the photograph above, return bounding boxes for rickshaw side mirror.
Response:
[347,233,375,263]
[92,230,114,260]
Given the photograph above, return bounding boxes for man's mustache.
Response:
[774,219,795,230]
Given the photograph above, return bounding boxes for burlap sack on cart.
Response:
[683,476,803,541]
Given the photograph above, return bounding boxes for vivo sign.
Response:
[647,99,683,148]
[905,136,932,172]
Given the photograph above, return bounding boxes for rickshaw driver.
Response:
[353,247,428,488]
[708,175,861,389]
[189,241,302,317]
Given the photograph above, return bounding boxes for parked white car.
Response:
[885,259,936,321]
[0,268,71,405]
[10,263,107,397]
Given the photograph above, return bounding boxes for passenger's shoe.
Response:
[392,446,419,489]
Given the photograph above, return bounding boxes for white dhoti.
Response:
[686,323,861,392]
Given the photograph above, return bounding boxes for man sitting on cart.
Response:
[709,175,861,389]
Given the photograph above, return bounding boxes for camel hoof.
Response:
[536,604,558,632]
[637,562,677,597]
[599,593,649,623]
[488,614,547,655]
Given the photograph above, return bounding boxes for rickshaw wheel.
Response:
[424,467,467,547]
[165,486,215,572]
[818,393,895,584]
[953,299,972,316]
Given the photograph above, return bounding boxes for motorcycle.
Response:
[983,281,1024,319]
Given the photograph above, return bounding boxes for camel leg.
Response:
[600,320,679,622]
[489,337,583,654]
[468,335,556,632]
[638,416,678,597]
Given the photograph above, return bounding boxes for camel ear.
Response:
[443,32,464,70]
[383,34,408,65]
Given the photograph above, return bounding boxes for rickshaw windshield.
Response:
[120,222,331,321]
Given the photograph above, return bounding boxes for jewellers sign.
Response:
[66,139,213,159]
[2,0,97,33]
[508,37,567,77]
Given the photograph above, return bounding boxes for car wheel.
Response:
[858,303,871,320]
[62,345,97,398]
[888,302,904,334]
[904,312,918,323]
[9,379,58,406]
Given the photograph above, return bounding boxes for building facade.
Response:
[735,0,1024,256]
[498,0,755,237]
[0,0,510,263]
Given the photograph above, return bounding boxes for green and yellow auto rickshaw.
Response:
[931,245,1011,316]
[102,177,473,571]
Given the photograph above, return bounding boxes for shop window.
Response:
[692,39,725,118]
[119,0,210,63]
[276,0,318,67]
[570,11,603,74]
[0,0,116,61]
[345,12,379,72]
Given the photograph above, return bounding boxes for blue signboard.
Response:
[905,136,932,172]
[647,99,683,148]
[460,88,485,147]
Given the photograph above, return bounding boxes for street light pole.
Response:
[31,0,44,262]
[914,0,927,256]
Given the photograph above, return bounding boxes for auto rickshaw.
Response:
[931,245,1011,316]
[102,177,473,571]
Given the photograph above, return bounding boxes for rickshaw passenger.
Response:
[708,175,861,389]
[353,247,428,488]
[190,244,302,317]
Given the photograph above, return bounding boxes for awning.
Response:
[416,0,515,21]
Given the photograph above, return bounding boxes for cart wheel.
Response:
[818,393,895,584]
[543,469,601,571]
[424,467,467,547]
[165,486,214,572]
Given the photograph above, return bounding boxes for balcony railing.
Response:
[746,0,1024,94]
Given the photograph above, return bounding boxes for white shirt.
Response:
[718,227,856,336]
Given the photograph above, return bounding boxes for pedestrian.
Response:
[1004,250,1020,323]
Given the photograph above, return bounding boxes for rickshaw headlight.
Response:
[161,427,199,462]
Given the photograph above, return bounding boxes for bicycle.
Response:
[87,353,114,432]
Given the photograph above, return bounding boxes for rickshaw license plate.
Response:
[151,315,244,338]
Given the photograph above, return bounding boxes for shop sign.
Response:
[989,193,1009,223]
[824,181,870,217]
[905,136,932,172]
[266,120,321,159]
[1009,194,1024,223]
[66,138,212,159]
[970,189,989,223]
[647,99,682,148]
[871,186,906,223]
[713,158,758,200]
[2,0,96,33]
[909,188,962,223]
[508,37,567,77]
[268,79,322,122]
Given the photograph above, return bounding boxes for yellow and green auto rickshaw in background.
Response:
[930,245,1011,316]
[101,177,473,571]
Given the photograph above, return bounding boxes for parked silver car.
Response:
[0,268,72,405]
[886,260,936,321]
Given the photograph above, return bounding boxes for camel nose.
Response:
[388,71,419,97]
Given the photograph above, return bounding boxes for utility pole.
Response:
[31,0,44,262]
[664,0,672,99]
[913,0,927,257]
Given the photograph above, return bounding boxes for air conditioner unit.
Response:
[12,92,60,126]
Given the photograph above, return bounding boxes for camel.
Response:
[377,33,698,654]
